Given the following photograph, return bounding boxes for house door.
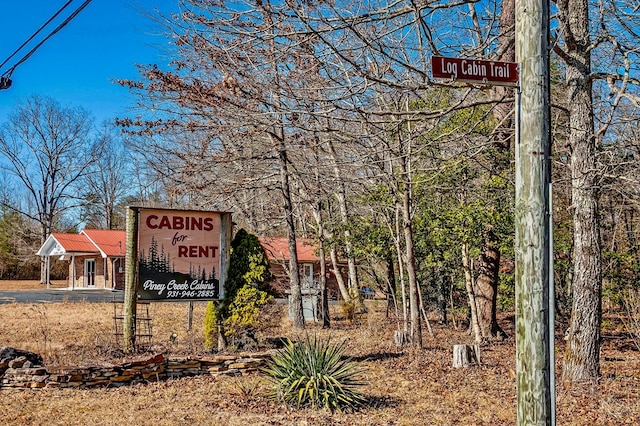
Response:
[85,259,96,288]
[303,264,314,289]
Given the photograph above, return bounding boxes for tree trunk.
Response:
[559,0,602,383]
[329,245,350,302]
[386,253,398,319]
[462,242,482,343]
[310,138,330,328]
[327,140,362,310]
[417,280,434,338]
[401,169,421,347]
[317,231,330,328]
[259,5,305,330]
[39,256,47,285]
[436,271,449,325]
[393,205,409,335]
[274,134,304,329]
[39,223,50,285]
[473,0,515,339]
[475,228,507,338]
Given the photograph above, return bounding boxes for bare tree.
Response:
[288,0,514,346]
[116,1,640,364]
[555,0,603,383]
[119,0,514,345]
[0,95,101,283]
[553,0,640,382]
[80,124,133,229]
[117,0,310,327]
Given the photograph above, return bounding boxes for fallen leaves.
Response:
[0,298,639,425]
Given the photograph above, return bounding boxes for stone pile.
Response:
[0,347,274,389]
[0,347,44,373]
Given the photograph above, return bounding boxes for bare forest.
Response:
[2,0,640,424]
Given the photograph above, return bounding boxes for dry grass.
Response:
[1,289,639,425]
[0,280,68,290]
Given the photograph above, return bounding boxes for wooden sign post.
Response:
[123,206,140,354]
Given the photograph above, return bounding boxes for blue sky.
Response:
[0,0,177,125]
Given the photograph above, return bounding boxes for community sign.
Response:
[136,208,230,301]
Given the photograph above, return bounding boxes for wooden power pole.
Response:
[515,0,554,424]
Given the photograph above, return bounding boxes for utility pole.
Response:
[515,0,554,424]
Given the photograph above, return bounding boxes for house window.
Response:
[85,259,96,287]
[303,264,314,289]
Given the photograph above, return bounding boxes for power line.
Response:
[0,0,93,88]
[0,0,75,71]
[2,0,94,77]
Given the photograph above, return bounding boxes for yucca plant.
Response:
[263,335,366,411]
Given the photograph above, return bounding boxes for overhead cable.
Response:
[0,0,75,71]
[1,0,93,79]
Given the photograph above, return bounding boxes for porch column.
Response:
[111,259,116,289]
[45,256,50,289]
[71,255,76,290]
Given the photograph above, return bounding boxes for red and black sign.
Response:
[432,56,519,86]
[137,208,224,301]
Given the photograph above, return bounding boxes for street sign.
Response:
[432,56,519,86]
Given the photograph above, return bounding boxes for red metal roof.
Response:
[82,229,126,257]
[50,233,99,254]
[259,237,319,262]
[49,231,313,262]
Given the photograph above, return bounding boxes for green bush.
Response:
[221,228,273,318]
[224,284,274,349]
[204,286,274,351]
[203,301,219,351]
[204,228,274,351]
[263,335,366,411]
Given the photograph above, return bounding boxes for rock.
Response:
[8,356,27,369]
[0,347,43,367]
[0,347,43,377]
[1,349,276,390]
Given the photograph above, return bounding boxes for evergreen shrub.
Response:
[204,228,274,351]
[263,335,366,411]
